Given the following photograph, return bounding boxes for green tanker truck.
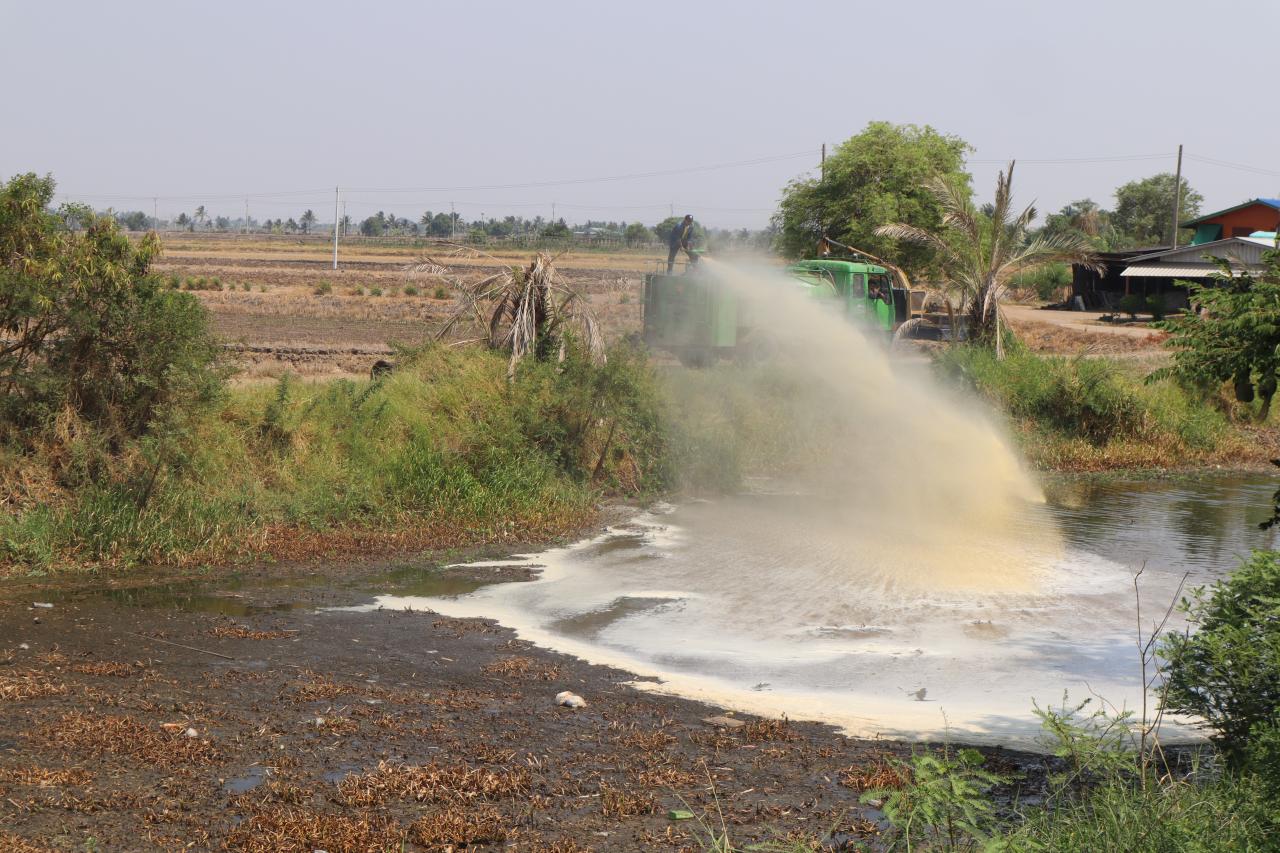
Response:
[642,249,941,366]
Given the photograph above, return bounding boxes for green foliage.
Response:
[1155,249,1280,420]
[1014,262,1071,302]
[370,286,383,297]
[862,745,1008,851]
[313,282,333,296]
[1117,293,1145,319]
[774,121,971,275]
[1112,173,1203,247]
[433,286,448,299]
[936,347,1143,444]
[0,172,222,446]
[541,219,571,239]
[1161,550,1280,770]
[624,222,651,246]
[995,772,1276,852]
[1146,295,1167,321]
[653,216,707,246]
[403,285,419,297]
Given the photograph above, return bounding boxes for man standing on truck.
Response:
[667,214,695,273]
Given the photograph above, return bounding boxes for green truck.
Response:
[642,255,937,365]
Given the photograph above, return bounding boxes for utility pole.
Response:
[821,143,826,180]
[332,186,340,270]
[551,201,556,224]
[152,197,158,232]
[244,199,249,233]
[1170,144,1184,248]
[450,201,456,239]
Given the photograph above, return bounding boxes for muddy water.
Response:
[357,474,1278,745]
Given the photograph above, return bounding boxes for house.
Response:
[1183,198,1280,245]
[1070,199,1280,310]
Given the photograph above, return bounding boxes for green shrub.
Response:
[241,281,251,292]
[1117,293,1145,319]
[0,173,223,446]
[863,745,1007,851]
[370,286,383,297]
[404,285,419,297]
[166,274,181,290]
[1018,262,1071,302]
[1162,550,1280,770]
[313,282,332,296]
[1146,295,1167,321]
[210,277,222,291]
[433,286,448,299]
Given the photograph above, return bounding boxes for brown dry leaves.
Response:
[337,760,530,807]
[0,766,93,787]
[482,654,561,681]
[37,712,220,768]
[838,753,911,791]
[210,625,297,640]
[0,670,67,701]
[223,807,405,853]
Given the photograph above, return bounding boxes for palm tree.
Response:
[875,162,1099,356]
[300,209,316,234]
[194,205,207,230]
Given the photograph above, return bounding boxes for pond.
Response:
[357,474,1278,744]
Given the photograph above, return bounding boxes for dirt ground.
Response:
[158,235,1162,382]
[155,236,648,381]
[0,545,1046,852]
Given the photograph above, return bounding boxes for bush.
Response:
[241,281,251,292]
[1162,550,1280,770]
[433,286,448,299]
[0,173,223,446]
[370,286,383,297]
[1019,262,1071,302]
[313,282,332,296]
[1146,295,1167,321]
[1117,293,1145,319]
[403,285,419,297]
[935,347,1143,444]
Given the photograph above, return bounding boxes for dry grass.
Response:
[210,625,297,640]
[0,833,57,853]
[222,806,405,853]
[0,670,67,701]
[599,781,657,818]
[482,654,561,681]
[408,805,508,847]
[337,760,530,807]
[0,766,93,787]
[36,712,221,768]
[741,718,800,743]
[68,660,141,677]
[838,753,911,791]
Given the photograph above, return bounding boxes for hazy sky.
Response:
[4,0,1277,229]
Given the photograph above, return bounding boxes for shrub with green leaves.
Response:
[1161,550,1280,771]
[863,745,1007,851]
[0,172,222,446]
[1117,293,1145,319]
[1155,249,1280,419]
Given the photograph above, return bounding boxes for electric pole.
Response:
[821,143,826,180]
[152,197,158,232]
[1170,144,1184,249]
[332,186,340,270]
[450,201,456,239]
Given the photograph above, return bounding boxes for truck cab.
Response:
[785,259,909,333]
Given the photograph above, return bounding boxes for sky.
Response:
[3,0,1278,230]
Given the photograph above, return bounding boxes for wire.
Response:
[968,153,1174,165]
[1186,154,1280,178]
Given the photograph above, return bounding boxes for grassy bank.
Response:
[0,343,665,578]
[933,345,1266,471]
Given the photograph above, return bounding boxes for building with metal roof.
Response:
[1181,198,1280,245]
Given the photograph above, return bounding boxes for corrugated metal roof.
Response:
[1121,264,1245,278]
[1127,237,1272,265]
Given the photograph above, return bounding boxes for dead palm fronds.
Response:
[876,162,1101,355]
[411,250,605,379]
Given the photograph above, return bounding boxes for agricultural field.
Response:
[155,234,654,380]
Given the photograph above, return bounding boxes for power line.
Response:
[1185,154,1280,179]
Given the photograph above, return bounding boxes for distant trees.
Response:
[775,121,971,275]
[213,215,231,231]
[624,222,652,246]
[1112,173,1203,247]
[360,212,386,237]
[300,210,316,234]
[542,219,571,238]
[285,217,299,233]
[176,212,191,231]
[194,205,207,230]
[114,210,150,231]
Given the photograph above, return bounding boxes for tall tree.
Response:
[300,209,316,234]
[193,205,207,230]
[1112,173,1203,247]
[774,122,971,275]
[877,162,1098,352]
